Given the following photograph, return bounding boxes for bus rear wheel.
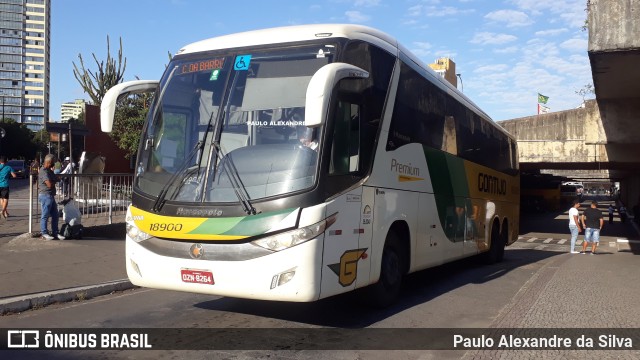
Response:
[484,220,505,264]
[366,231,404,308]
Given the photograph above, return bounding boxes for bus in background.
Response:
[101,24,519,306]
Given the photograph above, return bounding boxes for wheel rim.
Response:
[382,248,401,289]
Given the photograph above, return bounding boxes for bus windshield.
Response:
[136,43,335,204]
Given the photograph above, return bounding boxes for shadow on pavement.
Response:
[81,223,125,240]
[192,195,640,324]
[193,248,560,328]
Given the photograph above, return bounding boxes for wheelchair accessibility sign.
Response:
[234,55,251,70]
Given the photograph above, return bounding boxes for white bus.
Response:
[101,24,519,306]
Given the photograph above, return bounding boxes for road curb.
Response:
[0,279,136,315]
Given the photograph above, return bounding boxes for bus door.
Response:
[320,95,374,296]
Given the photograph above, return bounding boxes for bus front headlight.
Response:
[126,222,152,243]
[251,213,337,251]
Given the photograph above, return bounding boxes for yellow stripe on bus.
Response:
[398,175,424,182]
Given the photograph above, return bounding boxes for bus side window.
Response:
[329,100,360,175]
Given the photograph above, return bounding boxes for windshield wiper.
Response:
[211,141,257,215]
[152,103,222,212]
[151,140,204,212]
[196,70,257,215]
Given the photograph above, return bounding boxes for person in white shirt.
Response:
[60,157,75,197]
[568,199,582,254]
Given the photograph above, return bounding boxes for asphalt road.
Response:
[2,239,639,359]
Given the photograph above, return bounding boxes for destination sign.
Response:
[180,58,225,74]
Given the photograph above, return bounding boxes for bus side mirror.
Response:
[100,80,159,133]
[304,63,369,127]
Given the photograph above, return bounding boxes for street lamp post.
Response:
[0,127,5,155]
[456,73,463,92]
[68,122,73,163]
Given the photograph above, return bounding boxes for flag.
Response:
[538,103,550,114]
[538,93,549,104]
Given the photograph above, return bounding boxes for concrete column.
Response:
[623,174,640,218]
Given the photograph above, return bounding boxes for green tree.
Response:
[32,127,50,161]
[72,35,127,106]
[581,0,592,32]
[576,83,595,101]
[111,94,152,159]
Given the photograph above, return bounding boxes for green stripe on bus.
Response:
[424,147,471,242]
[187,208,298,236]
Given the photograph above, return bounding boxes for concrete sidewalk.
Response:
[0,212,135,314]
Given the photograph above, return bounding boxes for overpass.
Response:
[498,0,640,210]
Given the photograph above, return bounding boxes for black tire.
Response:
[367,231,404,308]
[497,223,508,263]
[483,221,504,264]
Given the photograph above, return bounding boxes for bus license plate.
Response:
[181,269,214,285]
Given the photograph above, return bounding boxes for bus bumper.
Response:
[125,236,323,302]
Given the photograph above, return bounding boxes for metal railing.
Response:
[29,173,134,234]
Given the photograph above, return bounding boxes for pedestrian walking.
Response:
[38,154,63,240]
[568,199,582,254]
[0,156,17,219]
[608,204,615,224]
[581,200,604,255]
[619,204,627,223]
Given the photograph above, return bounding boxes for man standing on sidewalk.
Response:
[38,154,63,240]
[581,200,604,255]
[569,199,582,254]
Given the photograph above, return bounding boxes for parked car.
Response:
[7,159,27,179]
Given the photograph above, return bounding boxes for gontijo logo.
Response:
[478,172,507,195]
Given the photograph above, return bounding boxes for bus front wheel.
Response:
[367,231,404,308]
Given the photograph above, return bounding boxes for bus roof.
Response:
[176,24,513,141]
[176,24,398,56]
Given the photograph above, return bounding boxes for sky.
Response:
[50,0,592,122]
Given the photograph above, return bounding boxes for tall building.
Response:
[0,0,50,131]
[60,99,85,121]
[428,57,457,88]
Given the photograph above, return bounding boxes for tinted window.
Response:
[388,61,518,175]
[322,41,395,196]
